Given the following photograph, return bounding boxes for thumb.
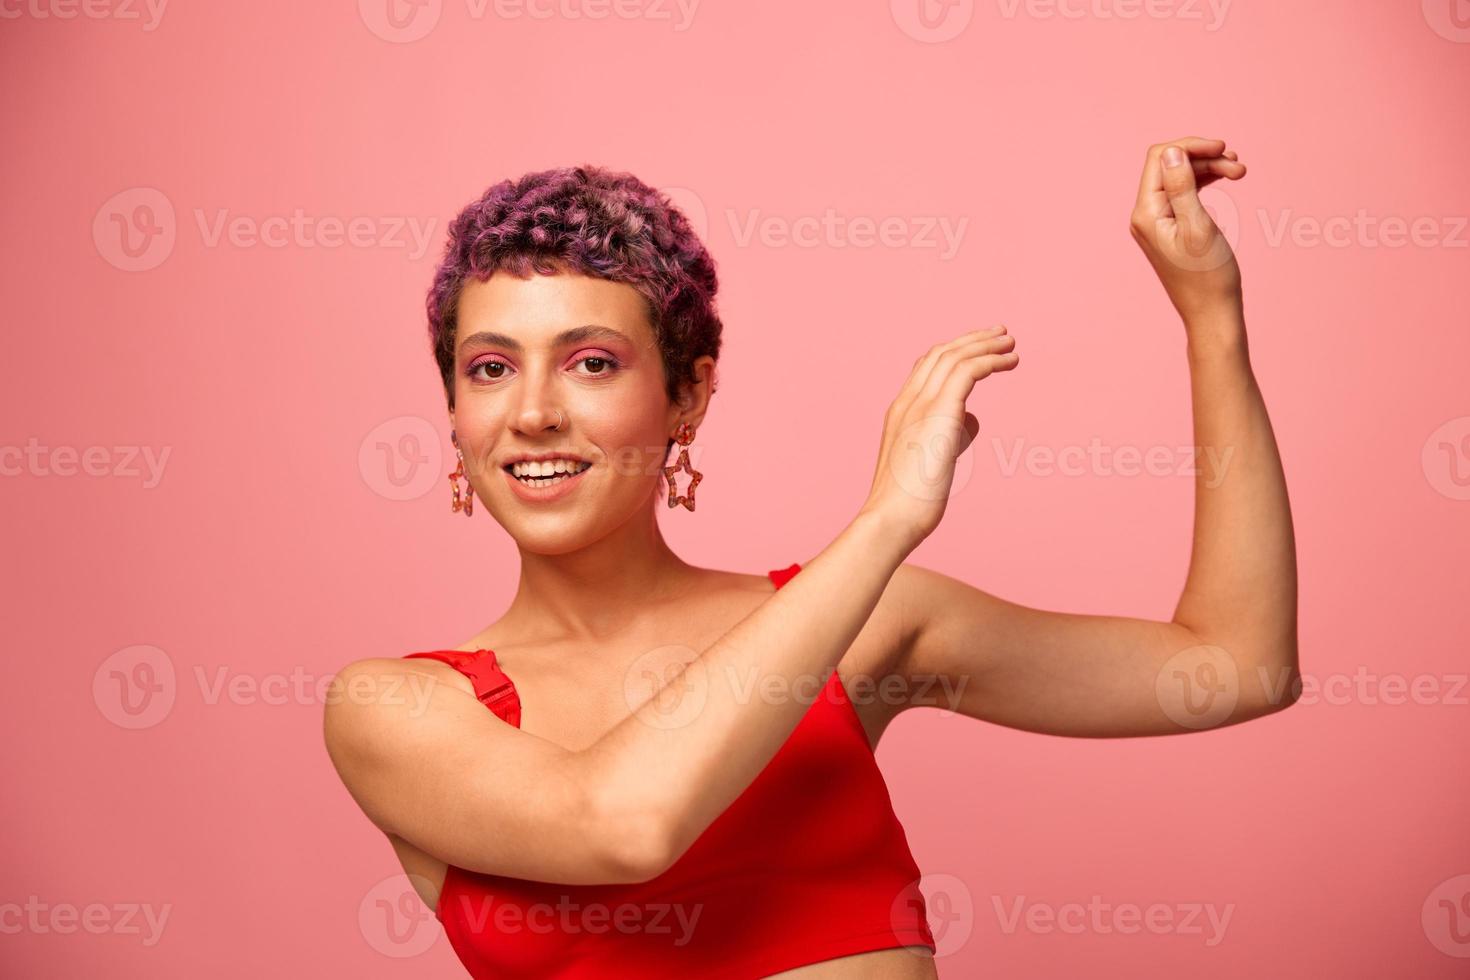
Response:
[1160,145,1208,228]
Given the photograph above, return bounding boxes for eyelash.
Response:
[466,354,622,384]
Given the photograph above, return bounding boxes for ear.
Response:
[670,356,718,431]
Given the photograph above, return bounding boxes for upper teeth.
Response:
[511,459,590,477]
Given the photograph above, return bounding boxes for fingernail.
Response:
[1162,146,1185,168]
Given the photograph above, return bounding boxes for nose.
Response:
[509,369,563,434]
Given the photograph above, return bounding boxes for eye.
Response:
[465,353,621,385]
[574,354,621,376]
[467,357,510,383]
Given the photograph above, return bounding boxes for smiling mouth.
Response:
[503,460,592,488]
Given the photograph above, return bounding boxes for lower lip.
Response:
[503,463,591,503]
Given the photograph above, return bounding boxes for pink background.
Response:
[4,1,1469,976]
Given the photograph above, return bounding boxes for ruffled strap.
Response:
[768,562,802,589]
[403,650,522,728]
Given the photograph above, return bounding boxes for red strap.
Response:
[768,561,802,589]
[406,563,800,729]
[403,650,522,727]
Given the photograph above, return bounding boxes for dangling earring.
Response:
[663,421,703,511]
[449,430,474,517]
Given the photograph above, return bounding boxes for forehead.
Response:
[456,271,652,347]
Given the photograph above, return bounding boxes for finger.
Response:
[1135,137,1229,220]
[1194,156,1247,190]
[920,333,1017,401]
[909,326,1008,397]
[937,351,1021,407]
[1159,145,1214,236]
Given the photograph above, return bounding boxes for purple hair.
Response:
[426,165,722,414]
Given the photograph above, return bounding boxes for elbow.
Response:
[584,781,676,885]
[1240,642,1302,720]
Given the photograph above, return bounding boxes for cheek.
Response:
[575,392,667,479]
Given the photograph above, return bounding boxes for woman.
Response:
[324,136,1298,978]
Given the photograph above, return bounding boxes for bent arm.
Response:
[324,511,913,884]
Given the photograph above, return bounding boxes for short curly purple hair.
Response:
[426,165,722,414]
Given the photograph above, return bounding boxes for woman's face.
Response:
[449,269,700,553]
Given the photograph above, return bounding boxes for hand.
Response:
[1129,136,1248,324]
[859,325,1019,554]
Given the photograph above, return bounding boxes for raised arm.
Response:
[888,136,1301,738]
[323,325,1017,885]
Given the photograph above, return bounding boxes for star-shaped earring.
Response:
[663,422,702,511]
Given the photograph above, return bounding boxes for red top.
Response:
[402,562,934,978]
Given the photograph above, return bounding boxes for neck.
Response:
[504,502,706,643]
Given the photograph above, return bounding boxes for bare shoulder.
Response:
[330,655,477,698]
[321,656,478,759]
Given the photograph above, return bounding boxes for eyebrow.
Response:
[457,324,632,354]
